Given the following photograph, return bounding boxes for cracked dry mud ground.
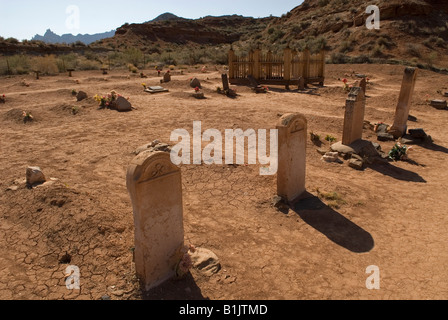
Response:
[1,65,447,300]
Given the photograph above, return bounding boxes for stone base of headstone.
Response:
[349,154,365,170]
[321,152,342,163]
[377,133,395,141]
[331,140,381,161]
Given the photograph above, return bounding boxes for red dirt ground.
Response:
[0,64,447,300]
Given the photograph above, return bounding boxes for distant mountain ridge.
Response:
[150,12,184,22]
[32,29,116,45]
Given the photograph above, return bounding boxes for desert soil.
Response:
[0,64,447,300]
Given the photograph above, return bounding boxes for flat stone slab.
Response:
[331,140,380,159]
[377,132,395,141]
[349,157,364,170]
[145,87,169,94]
[430,100,447,109]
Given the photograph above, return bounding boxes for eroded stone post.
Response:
[389,67,418,139]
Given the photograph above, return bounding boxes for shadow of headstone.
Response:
[292,193,374,253]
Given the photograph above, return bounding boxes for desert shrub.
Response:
[124,47,143,67]
[270,28,286,42]
[294,36,328,53]
[328,52,349,64]
[339,39,356,53]
[405,43,422,58]
[435,37,446,48]
[423,36,446,48]
[0,55,30,75]
[128,64,138,73]
[351,54,371,64]
[32,55,59,75]
[57,53,78,71]
[160,52,177,66]
[377,36,395,49]
[424,51,438,68]
[5,37,19,44]
[370,44,385,58]
[77,58,100,70]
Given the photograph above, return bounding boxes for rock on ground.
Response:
[26,166,46,187]
[190,248,221,277]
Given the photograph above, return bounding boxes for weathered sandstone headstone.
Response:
[277,113,307,203]
[126,150,184,290]
[115,96,132,112]
[342,86,366,146]
[190,78,201,89]
[76,91,88,101]
[221,74,229,91]
[163,72,171,83]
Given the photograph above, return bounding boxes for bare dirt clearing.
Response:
[1,65,447,300]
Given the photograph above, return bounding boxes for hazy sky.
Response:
[0,0,304,40]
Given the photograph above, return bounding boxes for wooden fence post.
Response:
[302,48,310,84]
[253,48,261,80]
[284,47,292,89]
[284,47,292,80]
[228,48,235,79]
[6,59,11,75]
[319,50,326,86]
[267,50,273,80]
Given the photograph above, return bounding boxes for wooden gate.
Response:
[229,48,325,88]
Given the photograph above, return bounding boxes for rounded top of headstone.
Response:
[277,113,307,128]
[127,150,180,185]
